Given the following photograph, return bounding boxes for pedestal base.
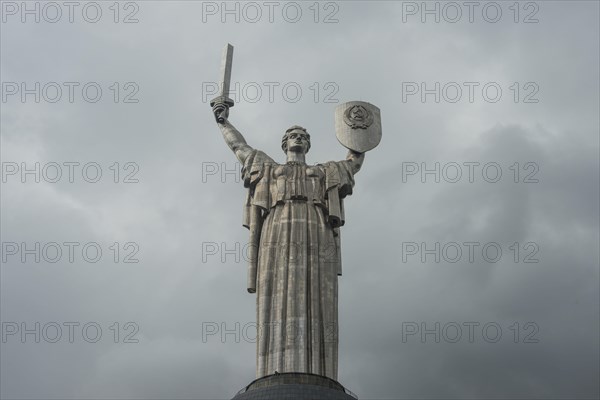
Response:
[232,372,357,399]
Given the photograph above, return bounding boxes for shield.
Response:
[335,101,382,153]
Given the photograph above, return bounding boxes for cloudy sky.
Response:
[1,1,599,399]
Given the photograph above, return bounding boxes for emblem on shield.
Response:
[335,101,382,152]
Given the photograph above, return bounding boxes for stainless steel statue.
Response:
[210,44,381,381]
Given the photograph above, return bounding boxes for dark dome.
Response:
[232,372,357,400]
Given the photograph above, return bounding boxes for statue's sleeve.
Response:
[241,149,274,293]
[323,160,355,228]
[323,160,356,276]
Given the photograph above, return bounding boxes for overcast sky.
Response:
[1,1,599,399]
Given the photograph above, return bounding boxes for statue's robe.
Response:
[241,149,355,380]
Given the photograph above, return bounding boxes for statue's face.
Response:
[286,130,310,154]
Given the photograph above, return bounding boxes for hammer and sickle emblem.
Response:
[343,105,374,129]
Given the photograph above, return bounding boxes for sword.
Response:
[210,43,235,123]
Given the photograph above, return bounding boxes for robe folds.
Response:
[240,149,355,380]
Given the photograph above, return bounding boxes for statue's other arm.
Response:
[346,150,365,174]
[213,104,253,164]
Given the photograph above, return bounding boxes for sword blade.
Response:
[219,43,234,98]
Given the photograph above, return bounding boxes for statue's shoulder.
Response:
[242,150,279,188]
[315,160,337,169]
[244,149,276,168]
[317,160,350,173]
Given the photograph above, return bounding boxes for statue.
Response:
[210,44,381,382]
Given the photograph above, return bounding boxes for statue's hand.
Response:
[212,102,229,124]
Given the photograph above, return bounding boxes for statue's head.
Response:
[281,125,311,154]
